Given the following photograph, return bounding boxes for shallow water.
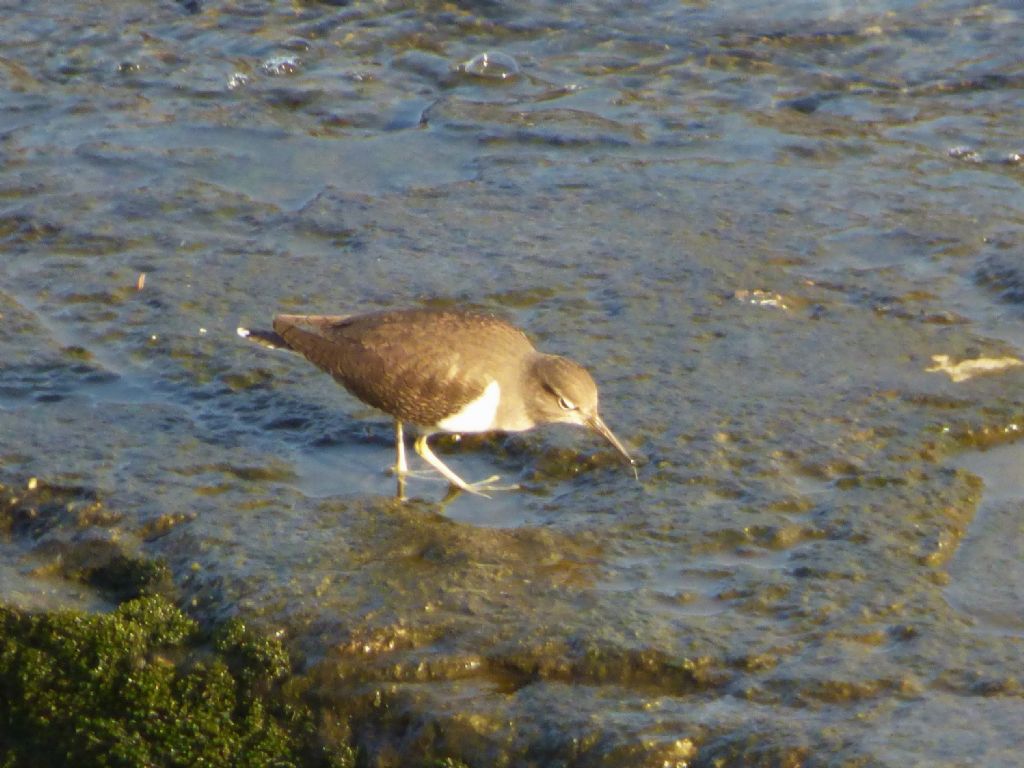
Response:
[2,0,1024,764]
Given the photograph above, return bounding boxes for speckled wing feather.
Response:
[272,309,536,427]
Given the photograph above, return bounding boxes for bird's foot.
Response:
[389,467,439,481]
[412,434,517,500]
[447,474,519,499]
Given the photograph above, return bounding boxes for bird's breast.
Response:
[435,379,502,433]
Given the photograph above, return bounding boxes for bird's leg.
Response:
[413,434,517,498]
[391,420,440,482]
[394,419,408,475]
[391,420,407,500]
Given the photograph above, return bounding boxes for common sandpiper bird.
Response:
[237,308,636,497]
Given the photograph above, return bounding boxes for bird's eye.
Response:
[557,396,576,411]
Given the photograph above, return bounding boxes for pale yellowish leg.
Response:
[391,420,446,498]
[413,434,515,497]
[394,419,408,474]
[394,420,408,500]
[391,421,437,479]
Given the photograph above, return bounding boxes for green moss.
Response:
[76,552,175,602]
[0,596,354,768]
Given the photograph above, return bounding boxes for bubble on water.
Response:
[262,56,299,77]
[947,145,981,163]
[227,72,250,90]
[457,51,520,81]
[734,289,791,311]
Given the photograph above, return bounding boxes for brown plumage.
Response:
[239,307,635,497]
[272,309,533,428]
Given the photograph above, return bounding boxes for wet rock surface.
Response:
[2,0,1023,765]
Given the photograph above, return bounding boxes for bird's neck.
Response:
[493,352,548,433]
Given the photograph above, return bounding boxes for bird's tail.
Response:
[237,326,292,351]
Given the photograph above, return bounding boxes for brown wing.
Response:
[272,309,535,426]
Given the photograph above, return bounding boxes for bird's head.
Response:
[528,354,636,474]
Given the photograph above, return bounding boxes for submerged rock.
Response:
[975,254,1024,306]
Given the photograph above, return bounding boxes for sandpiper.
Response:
[238,308,635,497]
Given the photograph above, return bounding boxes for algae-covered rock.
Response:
[0,595,353,768]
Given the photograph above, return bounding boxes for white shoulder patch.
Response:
[437,380,501,433]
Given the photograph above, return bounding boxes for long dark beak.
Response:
[588,414,639,480]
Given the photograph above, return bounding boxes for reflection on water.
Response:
[947,442,1024,632]
[2,0,1024,764]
